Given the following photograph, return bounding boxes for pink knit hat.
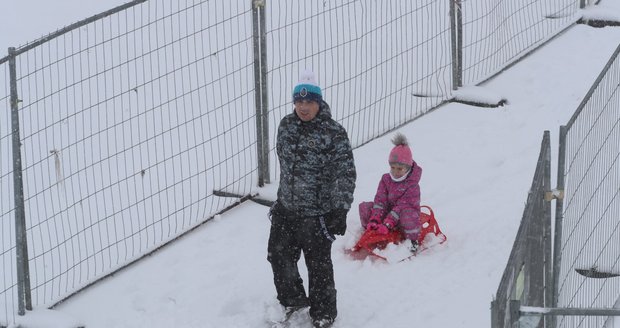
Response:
[388,133,413,167]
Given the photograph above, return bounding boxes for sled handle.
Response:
[421,205,434,219]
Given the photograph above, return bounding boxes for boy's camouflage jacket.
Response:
[276,101,356,217]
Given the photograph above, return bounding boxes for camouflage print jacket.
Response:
[276,100,357,217]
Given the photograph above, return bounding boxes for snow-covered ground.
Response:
[4,2,620,328]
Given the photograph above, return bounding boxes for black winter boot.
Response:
[312,317,335,328]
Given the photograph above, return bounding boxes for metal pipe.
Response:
[252,0,266,186]
[8,47,32,315]
[522,307,620,316]
[258,0,270,184]
[543,130,553,328]
[551,125,567,312]
[449,0,462,90]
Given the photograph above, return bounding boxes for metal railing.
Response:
[492,43,620,328]
[553,42,620,328]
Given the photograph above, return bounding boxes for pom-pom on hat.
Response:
[388,133,413,167]
[293,70,323,103]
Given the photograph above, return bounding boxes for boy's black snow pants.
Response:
[267,209,337,321]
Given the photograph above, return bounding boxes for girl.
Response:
[359,132,422,251]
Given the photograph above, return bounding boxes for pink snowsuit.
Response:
[359,161,422,242]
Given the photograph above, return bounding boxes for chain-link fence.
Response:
[1,0,593,326]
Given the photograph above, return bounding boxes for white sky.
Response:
[4,1,620,328]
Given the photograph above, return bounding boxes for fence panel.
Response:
[0,0,257,322]
[460,0,579,86]
[555,44,620,328]
[491,131,551,328]
[264,0,455,181]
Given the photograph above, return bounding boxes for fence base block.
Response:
[15,309,84,328]
[519,315,542,328]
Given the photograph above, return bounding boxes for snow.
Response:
[3,2,620,328]
[452,86,507,107]
[521,306,551,314]
[582,2,620,23]
[8,309,82,328]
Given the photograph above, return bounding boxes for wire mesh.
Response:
[0,0,257,319]
[555,45,620,328]
[492,132,551,328]
[264,0,454,181]
[460,0,579,86]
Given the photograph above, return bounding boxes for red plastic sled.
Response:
[347,205,447,261]
[418,206,446,245]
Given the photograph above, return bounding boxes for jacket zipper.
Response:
[291,123,303,208]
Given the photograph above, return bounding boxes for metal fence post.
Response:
[490,300,499,328]
[549,125,567,328]
[542,130,552,328]
[449,0,463,90]
[509,300,521,327]
[259,0,270,186]
[8,47,32,315]
[252,0,270,186]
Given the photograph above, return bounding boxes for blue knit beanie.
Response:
[293,70,322,103]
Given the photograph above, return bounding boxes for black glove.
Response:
[326,208,349,235]
[269,200,288,220]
